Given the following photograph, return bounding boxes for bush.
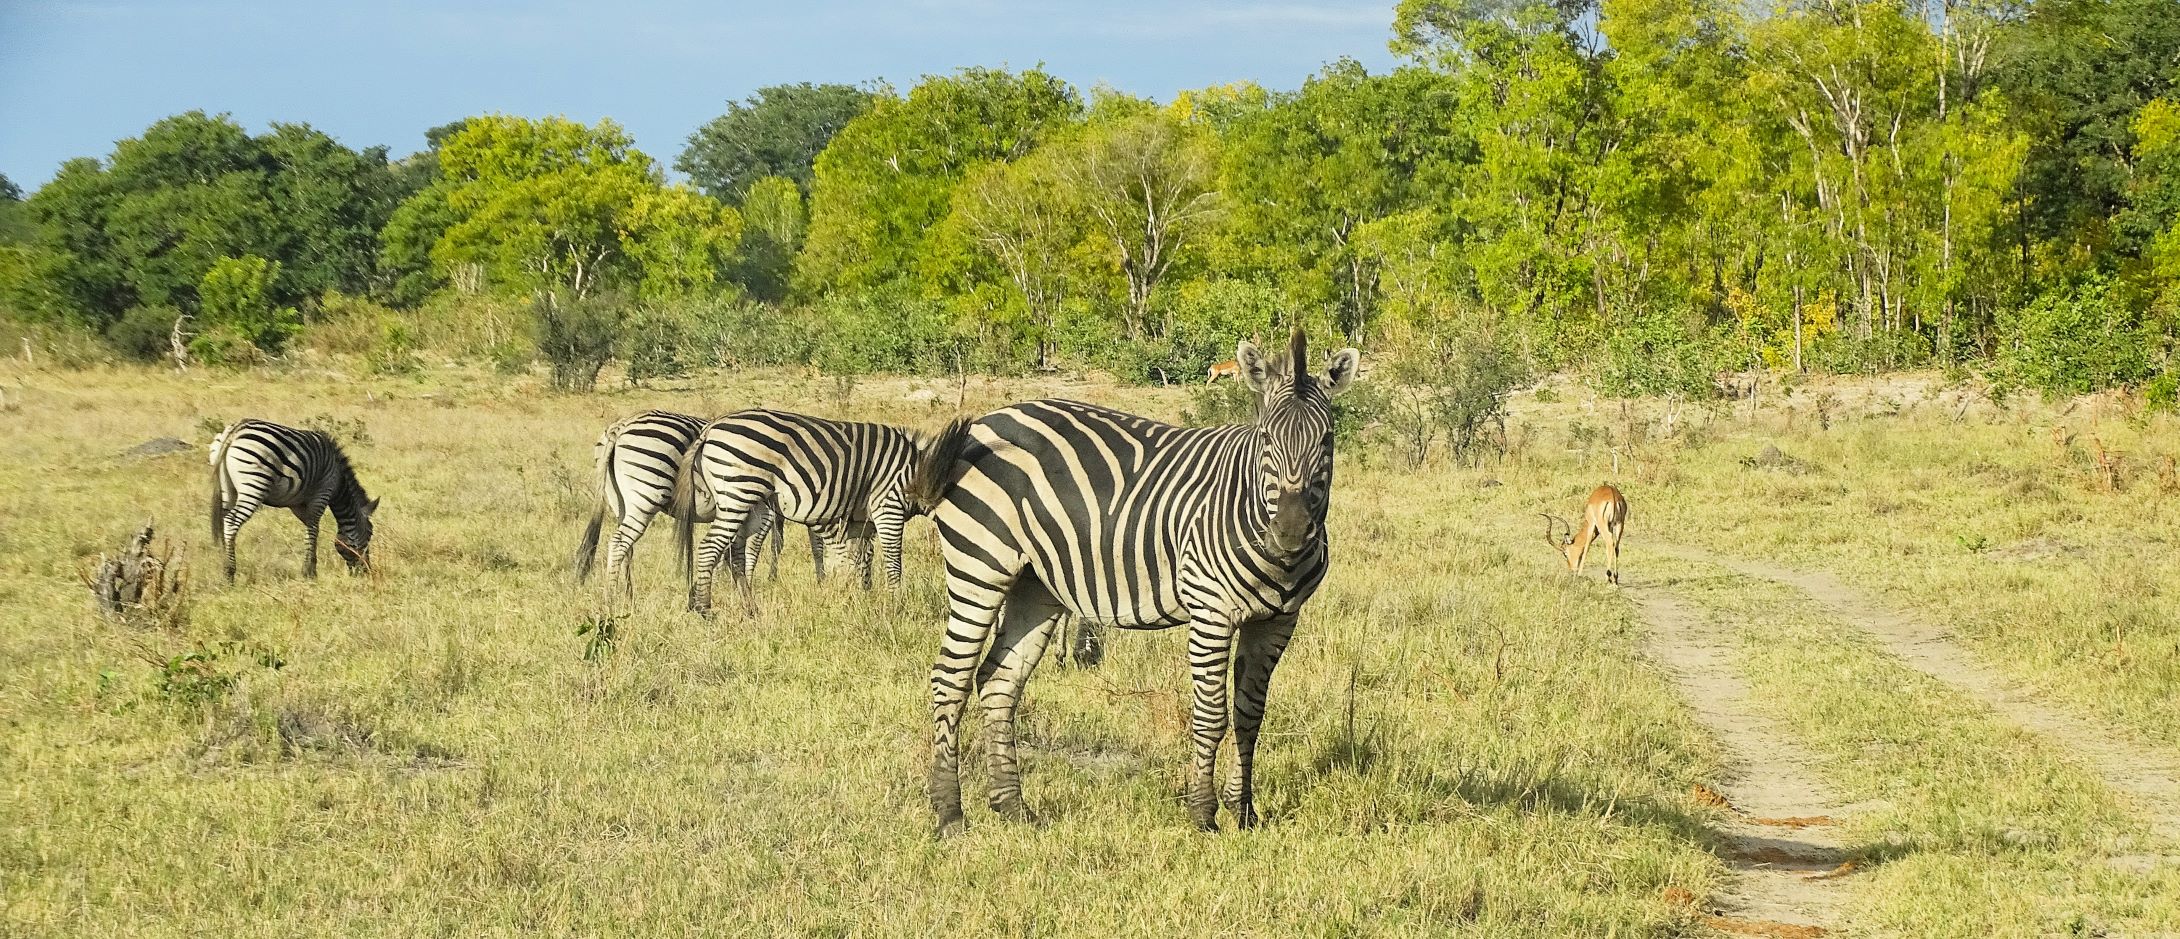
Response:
[199,255,301,354]
[535,293,624,392]
[188,325,270,367]
[105,304,182,362]
[623,306,694,385]
[1109,279,1287,386]
[1599,311,1725,398]
[1995,276,2155,396]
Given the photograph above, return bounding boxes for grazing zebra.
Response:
[208,419,380,583]
[909,330,1360,835]
[573,409,807,594]
[673,409,926,614]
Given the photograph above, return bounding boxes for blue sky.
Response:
[0,0,1399,189]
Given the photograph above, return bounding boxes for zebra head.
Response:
[335,494,380,571]
[1237,329,1361,555]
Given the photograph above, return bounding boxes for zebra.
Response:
[673,409,927,614]
[908,330,1360,835]
[573,409,810,594]
[208,419,380,583]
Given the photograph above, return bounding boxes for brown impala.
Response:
[1542,484,1628,586]
[1205,359,1241,384]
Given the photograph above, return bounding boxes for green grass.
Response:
[2,364,1726,936]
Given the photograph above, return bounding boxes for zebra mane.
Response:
[319,433,372,510]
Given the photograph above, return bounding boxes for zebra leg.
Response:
[1226,616,1297,830]
[928,563,1013,839]
[874,509,906,588]
[739,502,776,582]
[291,506,324,579]
[1184,615,1241,831]
[978,580,1066,824]
[220,498,262,584]
[688,511,748,616]
[605,504,656,600]
[1071,619,1106,668]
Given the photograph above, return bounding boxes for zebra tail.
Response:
[207,423,237,547]
[671,431,706,581]
[573,425,617,581]
[908,418,974,516]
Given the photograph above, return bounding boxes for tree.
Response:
[797,67,1081,293]
[410,115,742,303]
[1053,112,1220,339]
[196,254,300,353]
[948,151,1085,370]
[1995,0,2180,260]
[734,175,808,302]
[1215,61,1467,342]
[19,112,400,326]
[677,83,875,204]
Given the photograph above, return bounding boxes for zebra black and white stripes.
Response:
[209,419,379,582]
[909,330,1360,834]
[673,409,926,613]
[574,409,806,594]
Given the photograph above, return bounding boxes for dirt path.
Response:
[1628,586,1850,933]
[1654,543,2180,844]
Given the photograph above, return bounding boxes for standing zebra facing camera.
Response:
[574,410,810,596]
[208,419,380,583]
[673,409,928,614]
[910,330,1360,836]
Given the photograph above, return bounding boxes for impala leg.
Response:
[1185,615,1240,831]
[1226,616,1296,829]
[979,579,1065,824]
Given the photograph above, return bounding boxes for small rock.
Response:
[1476,478,1502,488]
[1740,444,1813,474]
[122,437,192,459]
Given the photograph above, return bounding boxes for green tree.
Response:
[677,83,875,204]
[1052,111,1220,339]
[196,254,300,353]
[19,112,400,326]
[735,175,808,302]
[1214,61,1467,342]
[413,115,742,302]
[798,67,1081,293]
[944,150,1086,370]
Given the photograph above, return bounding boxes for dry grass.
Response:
[6,360,2177,936]
[0,361,1720,937]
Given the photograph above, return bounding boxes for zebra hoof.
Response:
[934,814,966,840]
[1234,805,1261,830]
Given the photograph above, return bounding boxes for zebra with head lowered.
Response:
[673,409,927,614]
[909,330,1360,835]
[209,419,380,582]
[573,410,805,595]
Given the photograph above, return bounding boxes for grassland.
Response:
[2,361,2177,936]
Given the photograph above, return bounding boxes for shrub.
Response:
[106,304,182,362]
[199,255,301,354]
[1600,310,1725,398]
[1996,276,2155,395]
[623,306,694,385]
[535,292,624,392]
[188,325,270,367]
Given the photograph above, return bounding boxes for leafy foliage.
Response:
[677,83,875,204]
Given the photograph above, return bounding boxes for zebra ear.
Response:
[1236,339,1273,393]
[1325,348,1361,397]
[366,496,381,514]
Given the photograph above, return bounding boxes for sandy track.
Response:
[1655,544,2180,844]
[1628,586,1850,931]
